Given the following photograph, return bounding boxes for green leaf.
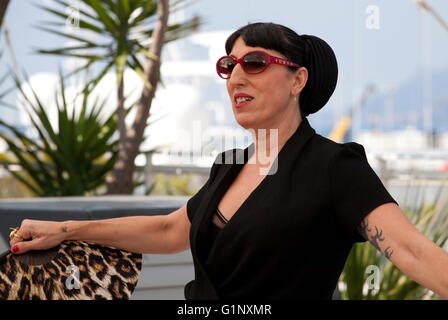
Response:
[82,59,115,93]
[83,0,118,35]
[0,68,123,196]
[137,46,159,61]
[37,51,105,61]
[0,120,55,184]
[129,54,153,90]
[30,0,203,195]
[130,0,157,25]
[1,135,49,190]
[6,169,44,196]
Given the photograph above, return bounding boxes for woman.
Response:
[10,23,448,300]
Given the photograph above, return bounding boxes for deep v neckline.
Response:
[193,116,316,267]
[212,139,283,232]
[211,118,312,231]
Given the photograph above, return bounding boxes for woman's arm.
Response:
[10,204,191,255]
[357,202,448,299]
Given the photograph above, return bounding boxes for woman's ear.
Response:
[291,67,308,96]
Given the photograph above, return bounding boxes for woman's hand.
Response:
[9,219,67,254]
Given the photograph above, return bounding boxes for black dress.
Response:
[185,116,398,299]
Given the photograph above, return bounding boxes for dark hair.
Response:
[225,22,338,117]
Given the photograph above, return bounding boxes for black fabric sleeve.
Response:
[186,155,222,222]
[328,142,399,243]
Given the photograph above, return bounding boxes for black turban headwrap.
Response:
[299,34,338,117]
[225,23,339,117]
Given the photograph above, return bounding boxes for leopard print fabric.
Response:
[0,241,142,300]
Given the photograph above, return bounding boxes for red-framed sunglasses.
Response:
[216,51,300,79]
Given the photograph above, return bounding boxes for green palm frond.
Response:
[35,0,201,93]
[0,70,128,196]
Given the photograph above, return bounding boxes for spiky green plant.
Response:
[35,0,201,194]
[0,71,132,196]
[36,0,200,92]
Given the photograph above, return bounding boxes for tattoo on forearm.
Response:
[62,227,67,233]
[357,219,394,259]
[370,226,384,251]
[358,219,371,240]
[384,246,394,259]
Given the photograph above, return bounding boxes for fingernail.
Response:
[12,245,19,253]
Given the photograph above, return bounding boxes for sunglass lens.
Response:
[218,57,235,78]
[243,52,267,73]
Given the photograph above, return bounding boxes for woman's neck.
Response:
[249,114,302,168]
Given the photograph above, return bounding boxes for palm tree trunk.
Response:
[0,0,10,31]
[106,0,169,195]
[116,73,126,143]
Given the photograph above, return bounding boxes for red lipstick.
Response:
[234,93,254,108]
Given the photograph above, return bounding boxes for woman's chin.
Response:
[234,114,266,131]
[234,116,255,130]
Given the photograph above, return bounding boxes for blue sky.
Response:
[4,0,448,90]
[186,0,448,95]
[2,0,448,134]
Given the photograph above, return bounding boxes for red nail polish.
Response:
[12,245,19,253]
